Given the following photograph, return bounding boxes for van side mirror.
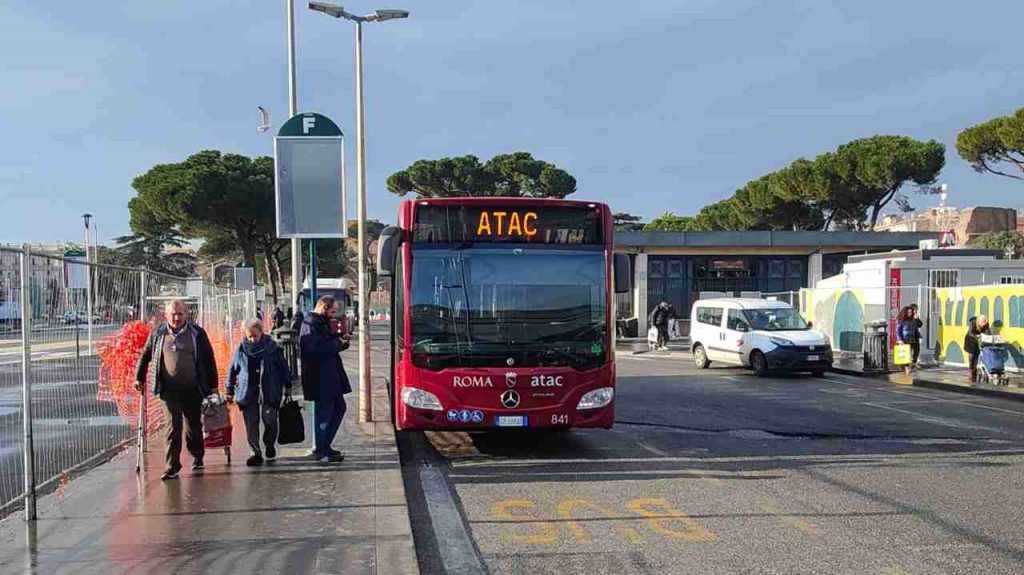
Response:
[614,253,632,294]
[376,226,400,277]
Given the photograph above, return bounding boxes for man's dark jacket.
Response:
[135,322,219,397]
[299,312,351,401]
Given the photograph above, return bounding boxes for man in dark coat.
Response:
[648,302,671,351]
[134,299,219,480]
[300,295,351,462]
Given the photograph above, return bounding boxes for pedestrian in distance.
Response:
[300,295,351,462]
[134,300,219,480]
[227,319,292,467]
[648,302,671,351]
[273,306,286,330]
[964,315,990,384]
[256,307,264,321]
[291,299,305,333]
[665,302,679,339]
[896,305,923,373]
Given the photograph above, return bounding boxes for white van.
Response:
[689,298,832,376]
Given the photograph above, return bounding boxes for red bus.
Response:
[377,198,631,431]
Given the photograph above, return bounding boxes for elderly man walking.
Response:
[135,300,219,480]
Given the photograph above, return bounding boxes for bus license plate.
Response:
[807,355,820,361]
[496,416,528,427]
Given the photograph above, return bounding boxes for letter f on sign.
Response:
[302,116,316,134]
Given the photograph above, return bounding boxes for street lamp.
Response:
[80,214,94,354]
[308,2,408,423]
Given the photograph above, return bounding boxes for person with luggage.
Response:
[291,299,305,333]
[964,315,990,384]
[134,299,219,480]
[648,302,671,351]
[896,305,923,373]
[300,295,351,462]
[227,319,292,467]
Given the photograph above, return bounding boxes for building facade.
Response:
[614,230,938,335]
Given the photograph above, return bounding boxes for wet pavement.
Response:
[0,324,417,575]
[401,350,1024,574]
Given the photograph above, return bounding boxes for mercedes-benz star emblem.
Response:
[500,390,520,409]
[505,372,517,388]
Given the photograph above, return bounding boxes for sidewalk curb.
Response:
[911,377,1024,403]
[833,366,1024,403]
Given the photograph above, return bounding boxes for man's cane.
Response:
[135,390,146,473]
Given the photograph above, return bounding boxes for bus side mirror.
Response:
[614,253,632,294]
[376,226,400,277]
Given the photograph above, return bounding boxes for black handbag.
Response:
[278,395,306,445]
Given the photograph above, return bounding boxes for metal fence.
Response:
[0,246,256,519]
[799,285,936,363]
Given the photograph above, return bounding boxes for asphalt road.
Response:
[399,351,1024,575]
[0,353,131,511]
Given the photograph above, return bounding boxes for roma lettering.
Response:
[453,376,494,388]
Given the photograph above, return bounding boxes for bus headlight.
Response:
[577,387,614,410]
[401,387,443,411]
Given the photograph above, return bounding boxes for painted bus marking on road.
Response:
[756,501,822,537]
[557,499,641,544]
[627,498,716,542]
[490,500,559,545]
[488,498,715,545]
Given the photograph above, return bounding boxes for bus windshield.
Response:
[409,246,607,370]
[742,307,809,331]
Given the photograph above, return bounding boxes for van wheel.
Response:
[750,351,768,377]
[693,345,710,369]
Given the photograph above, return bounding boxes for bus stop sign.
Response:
[274,112,346,238]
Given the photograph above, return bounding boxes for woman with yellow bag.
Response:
[895,306,923,373]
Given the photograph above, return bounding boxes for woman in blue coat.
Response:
[227,319,292,466]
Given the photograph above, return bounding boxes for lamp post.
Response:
[286,0,303,319]
[81,214,94,354]
[309,2,408,424]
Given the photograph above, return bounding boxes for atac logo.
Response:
[505,372,517,388]
[453,376,493,388]
[530,375,564,388]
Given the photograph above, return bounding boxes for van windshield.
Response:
[742,308,808,331]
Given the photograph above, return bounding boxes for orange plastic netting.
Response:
[96,320,239,428]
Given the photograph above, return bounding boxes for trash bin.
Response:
[862,320,888,373]
[272,327,300,382]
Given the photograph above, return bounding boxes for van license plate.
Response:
[807,355,820,361]
[496,416,528,427]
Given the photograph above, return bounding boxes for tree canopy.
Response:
[386,152,577,198]
[671,135,945,232]
[128,150,291,299]
[643,212,697,232]
[956,106,1024,181]
[613,213,646,231]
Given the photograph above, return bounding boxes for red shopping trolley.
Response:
[202,394,233,464]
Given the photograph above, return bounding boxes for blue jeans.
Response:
[314,393,346,456]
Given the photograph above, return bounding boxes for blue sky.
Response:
[1,0,1022,245]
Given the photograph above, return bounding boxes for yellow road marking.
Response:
[627,498,716,542]
[756,501,822,537]
[489,500,559,545]
[556,499,641,544]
